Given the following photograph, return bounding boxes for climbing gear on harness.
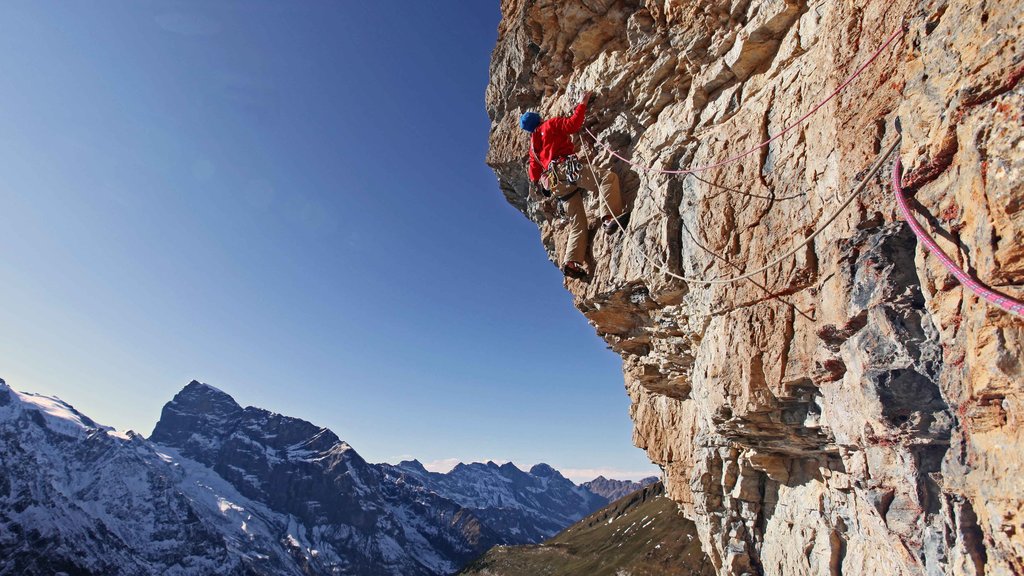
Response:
[543,154,583,190]
[892,156,1024,318]
[562,260,588,280]
[556,154,583,184]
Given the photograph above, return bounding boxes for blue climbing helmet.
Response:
[519,111,541,132]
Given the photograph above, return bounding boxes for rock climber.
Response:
[520,92,630,280]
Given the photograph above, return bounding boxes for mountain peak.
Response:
[149,380,244,458]
[181,379,232,399]
[529,463,558,478]
[398,459,428,473]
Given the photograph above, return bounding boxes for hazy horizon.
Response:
[0,375,659,483]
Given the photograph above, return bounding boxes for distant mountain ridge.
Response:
[149,380,498,575]
[383,459,607,544]
[582,475,660,501]
[0,378,640,575]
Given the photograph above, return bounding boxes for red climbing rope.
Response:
[892,157,1024,318]
[588,22,907,175]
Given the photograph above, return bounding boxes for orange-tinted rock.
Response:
[487,0,1023,574]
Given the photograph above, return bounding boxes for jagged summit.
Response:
[528,462,559,478]
[386,456,607,544]
[398,458,429,472]
[498,461,522,473]
[151,380,347,461]
[149,380,245,459]
[158,379,237,413]
[185,378,223,391]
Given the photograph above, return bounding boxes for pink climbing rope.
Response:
[588,22,907,175]
[892,157,1024,318]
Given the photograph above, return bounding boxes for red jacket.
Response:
[528,103,587,182]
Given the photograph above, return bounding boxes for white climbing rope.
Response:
[577,136,901,286]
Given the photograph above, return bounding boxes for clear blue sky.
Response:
[0,1,659,482]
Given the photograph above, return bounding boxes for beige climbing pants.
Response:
[549,158,623,266]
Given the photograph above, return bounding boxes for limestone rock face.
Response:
[485,1,1023,574]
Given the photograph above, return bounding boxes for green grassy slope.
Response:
[457,482,714,576]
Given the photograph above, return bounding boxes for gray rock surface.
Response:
[486,1,1024,573]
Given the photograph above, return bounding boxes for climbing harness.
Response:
[585,23,907,176]
[557,187,583,202]
[542,154,584,193]
[892,157,1024,318]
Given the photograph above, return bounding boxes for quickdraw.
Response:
[542,154,583,192]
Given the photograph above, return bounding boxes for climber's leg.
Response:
[597,169,624,219]
[588,167,629,233]
[562,190,588,269]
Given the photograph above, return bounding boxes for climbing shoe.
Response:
[602,212,631,234]
[562,261,588,280]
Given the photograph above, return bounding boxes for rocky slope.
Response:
[459,481,714,576]
[485,1,1023,574]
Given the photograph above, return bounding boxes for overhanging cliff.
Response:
[485,1,1023,574]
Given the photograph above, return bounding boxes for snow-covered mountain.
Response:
[382,459,608,544]
[148,381,500,575]
[0,378,317,575]
[0,379,624,575]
